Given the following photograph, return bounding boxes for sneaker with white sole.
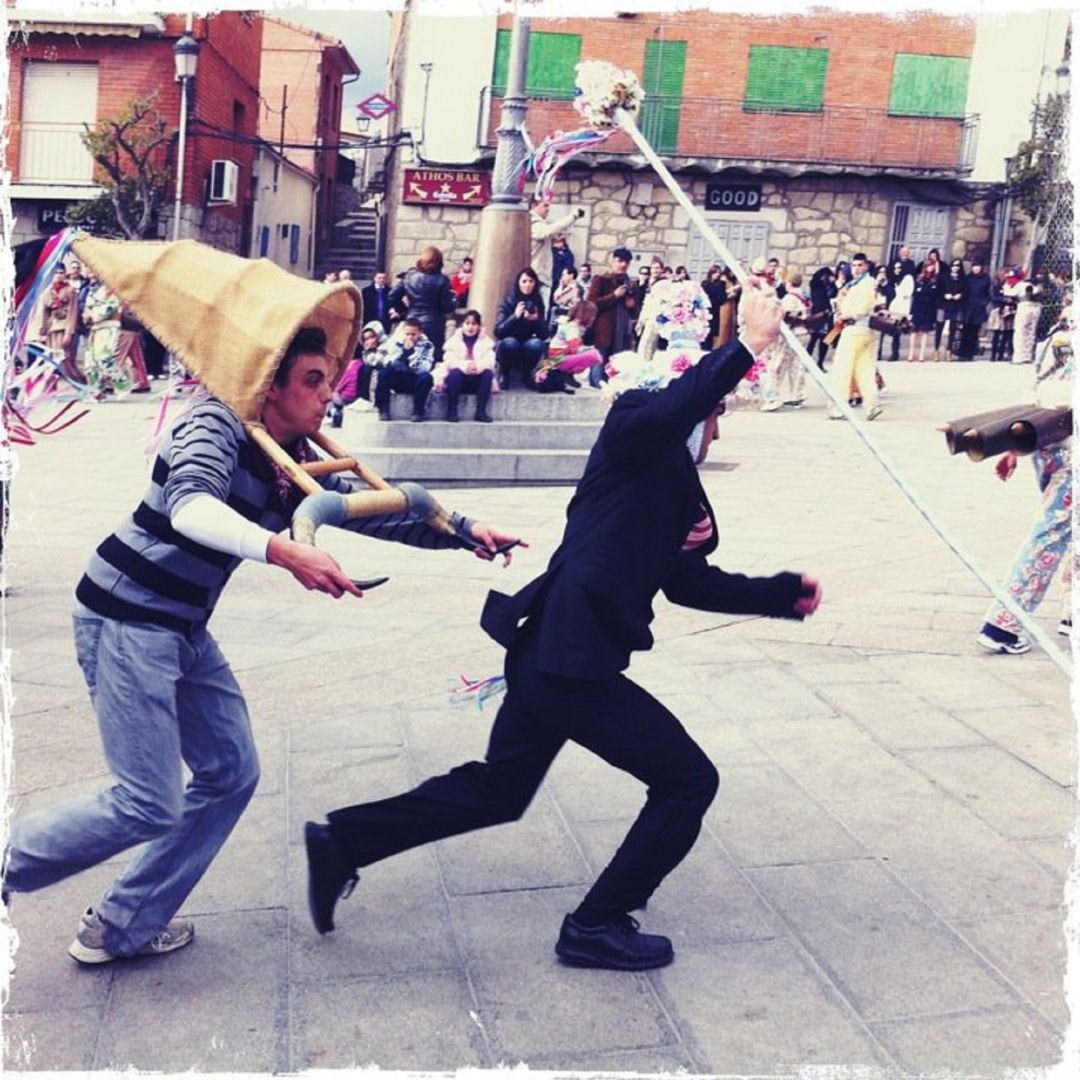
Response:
[68,906,195,965]
[976,631,1031,655]
[865,404,884,421]
[1059,618,1072,637]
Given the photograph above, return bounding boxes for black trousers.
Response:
[326,630,719,921]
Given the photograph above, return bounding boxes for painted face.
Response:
[264,352,334,441]
[518,273,536,293]
[462,314,481,335]
[402,325,422,348]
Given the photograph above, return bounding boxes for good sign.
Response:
[703,184,762,212]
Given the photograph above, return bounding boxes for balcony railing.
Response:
[477,90,979,175]
[16,121,95,184]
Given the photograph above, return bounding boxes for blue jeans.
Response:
[5,611,259,956]
[374,366,433,415]
[496,336,546,388]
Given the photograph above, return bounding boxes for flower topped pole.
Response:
[574,59,1070,676]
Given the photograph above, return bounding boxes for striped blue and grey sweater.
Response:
[76,399,465,634]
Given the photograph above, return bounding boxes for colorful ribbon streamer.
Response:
[448,673,507,712]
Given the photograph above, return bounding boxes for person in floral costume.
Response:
[977,296,1074,654]
[82,275,131,395]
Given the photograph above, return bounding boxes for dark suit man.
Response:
[361,271,392,333]
[304,281,821,970]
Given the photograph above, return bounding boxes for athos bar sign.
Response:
[704,183,763,212]
[402,169,491,206]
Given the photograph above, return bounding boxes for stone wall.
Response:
[387,171,1002,283]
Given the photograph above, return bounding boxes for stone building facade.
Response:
[386,169,999,289]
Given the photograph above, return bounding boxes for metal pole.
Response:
[489,17,530,206]
[172,76,189,242]
[468,14,533,331]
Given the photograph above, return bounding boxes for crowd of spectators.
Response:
[323,224,1071,425]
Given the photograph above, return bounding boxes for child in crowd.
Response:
[328,320,386,427]
[534,300,603,393]
[450,257,473,307]
[437,309,498,422]
[372,318,435,422]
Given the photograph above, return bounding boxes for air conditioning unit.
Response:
[208,159,239,205]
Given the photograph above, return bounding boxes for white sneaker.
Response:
[976,632,1031,655]
[1058,618,1072,637]
[68,907,195,965]
[865,404,884,421]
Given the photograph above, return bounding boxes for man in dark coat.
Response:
[957,260,992,360]
[586,246,640,387]
[303,280,822,971]
[361,270,393,333]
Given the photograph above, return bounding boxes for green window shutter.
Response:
[744,45,828,112]
[641,39,687,154]
[527,32,581,99]
[492,30,580,100]
[889,54,970,118]
[492,28,511,95]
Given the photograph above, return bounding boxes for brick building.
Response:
[6,10,262,253]
[258,16,360,268]
[380,9,1064,285]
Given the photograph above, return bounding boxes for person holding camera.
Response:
[586,246,640,387]
[530,201,585,296]
[494,267,550,390]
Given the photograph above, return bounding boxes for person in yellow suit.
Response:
[829,253,883,421]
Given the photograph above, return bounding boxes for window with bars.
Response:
[491,30,582,100]
[888,54,970,118]
[640,39,687,154]
[744,45,828,112]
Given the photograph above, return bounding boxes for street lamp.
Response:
[172,32,200,241]
[419,62,433,155]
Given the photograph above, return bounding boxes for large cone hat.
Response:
[71,235,363,422]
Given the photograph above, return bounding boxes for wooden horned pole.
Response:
[605,100,1071,677]
[245,422,465,547]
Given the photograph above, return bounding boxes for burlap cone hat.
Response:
[72,235,363,422]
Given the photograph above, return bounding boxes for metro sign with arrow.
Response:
[402,168,491,207]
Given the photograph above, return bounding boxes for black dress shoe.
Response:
[554,913,673,970]
[304,821,358,934]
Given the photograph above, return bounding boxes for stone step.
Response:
[341,446,588,485]
[343,413,599,450]
[368,387,608,423]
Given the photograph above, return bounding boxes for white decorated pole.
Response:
[599,100,1071,677]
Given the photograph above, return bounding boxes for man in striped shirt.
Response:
[3,326,518,965]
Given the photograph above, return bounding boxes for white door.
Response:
[21,62,99,182]
[686,218,771,279]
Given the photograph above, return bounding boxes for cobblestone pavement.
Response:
[2,358,1074,1075]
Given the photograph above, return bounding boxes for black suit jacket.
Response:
[361,284,391,332]
[481,340,804,679]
